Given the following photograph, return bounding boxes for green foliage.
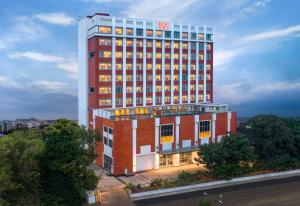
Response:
[150,178,162,187]
[124,182,142,192]
[39,119,99,206]
[0,129,44,206]
[239,115,300,169]
[177,171,193,185]
[198,134,255,179]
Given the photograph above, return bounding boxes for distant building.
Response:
[78,13,236,175]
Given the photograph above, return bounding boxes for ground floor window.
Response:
[159,154,173,167]
[180,152,192,165]
[104,154,112,172]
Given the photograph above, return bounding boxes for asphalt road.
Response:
[134,176,300,206]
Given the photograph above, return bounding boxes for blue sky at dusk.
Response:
[0,0,300,120]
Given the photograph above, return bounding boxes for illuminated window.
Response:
[146,53,152,59]
[126,39,133,47]
[126,64,132,70]
[165,75,170,81]
[99,87,111,94]
[156,86,161,92]
[199,85,204,90]
[199,121,210,138]
[156,41,162,48]
[116,98,122,105]
[174,96,179,102]
[126,52,133,58]
[165,64,170,70]
[182,65,187,70]
[115,27,123,35]
[147,64,152,70]
[156,53,162,59]
[174,53,179,59]
[199,54,204,60]
[173,85,179,91]
[165,42,171,48]
[99,75,111,82]
[156,30,163,37]
[146,97,152,104]
[207,94,211,100]
[191,64,196,70]
[199,95,204,101]
[207,44,212,50]
[99,26,112,34]
[191,75,196,81]
[156,75,161,81]
[116,52,122,58]
[126,98,133,105]
[136,75,143,81]
[99,51,112,58]
[156,64,161,70]
[206,64,211,70]
[182,32,188,39]
[137,63,143,70]
[136,98,143,104]
[116,64,122,70]
[182,96,187,102]
[191,85,195,91]
[136,40,143,47]
[146,41,153,47]
[174,64,179,70]
[99,38,111,46]
[191,95,195,102]
[198,33,204,40]
[126,75,132,81]
[182,53,188,60]
[206,74,211,80]
[165,53,171,59]
[146,29,153,37]
[136,86,142,93]
[160,124,173,144]
[174,75,179,81]
[156,96,162,103]
[165,96,170,102]
[182,43,188,49]
[147,74,152,81]
[174,42,179,49]
[126,28,133,35]
[116,39,123,46]
[165,85,170,91]
[116,75,122,82]
[126,87,133,93]
[99,63,111,70]
[99,99,111,106]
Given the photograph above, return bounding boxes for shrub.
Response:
[177,171,193,185]
[150,178,162,187]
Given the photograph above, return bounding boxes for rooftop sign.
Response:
[158,21,170,30]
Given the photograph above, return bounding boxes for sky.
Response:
[0,0,300,120]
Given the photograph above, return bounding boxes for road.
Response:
[134,176,300,206]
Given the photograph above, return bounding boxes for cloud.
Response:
[239,24,300,42]
[35,12,75,26]
[0,16,46,49]
[8,51,78,79]
[0,75,23,89]
[214,47,248,67]
[32,80,68,92]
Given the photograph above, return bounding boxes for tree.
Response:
[39,119,99,206]
[0,129,44,206]
[239,115,300,169]
[198,134,255,179]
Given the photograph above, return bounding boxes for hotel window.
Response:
[165,53,171,59]
[146,85,152,92]
[156,96,162,103]
[89,51,94,59]
[191,85,195,91]
[206,83,211,91]
[174,53,179,59]
[126,98,133,105]
[207,54,212,61]
[136,52,143,59]
[116,52,122,58]
[136,86,142,93]
[99,26,112,34]
[126,52,133,58]
[206,34,213,41]
[191,32,197,40]
[99,38,111,46]
[199,43,204,50]
[136,75,143,81]
[116,39,123,46]
[207,94,211,101]
[182,95,187,102]
[99,63,111,70]
[126,28,133,35]
[89,87,95,93]
[160,124,173,143]
[156,30,163,37]
[173,85,179,91]
[182,84,188,91]
[146,53,152,59]
[156,85,162,92]
[174,96,179,102]
[136,28,143,36]
[182,64,187,70]
[156,53,162,59]
[182,74,188,81]
[137,63,143,70]
[199,95,204,101]
[191,53,196,60]
[146,74,152,81]
[126,75,132,81]
[199,54,204,60]
[165,42,171,48]
[146,64,152,70]
[191,75,196,81]
[146,29,153,37]
[191,42,196,49]
[206,64,211,70]
[146,97,152,104]
[165,31,171,38]
[174,75,179,81]
[126,87,133,93]
[182,53,188,60]
[165,75,170,81]
[126,39,133,47]
[99,75,111,82]
[116,75,122,82]
[198,33,204,40]
[99,51,112,58]
[206,74,211,80]
[207,44,212,50]
[182,32,188,39]
[116,86,122,94]
[165,64,170,70]
[182,43,188,49]
[156,75,161,81]
[165,85,170,91]
[199,121,210,138]
[191,64,196,70]
[99,99,111,106]
[99,87,111,94]
[146,41,153,47]
[165,96,170,102]
[136,98,143,104]
[199,84,204,90]
[136,40,143,47]
[156,41,162,48]
[174,42,179,49]
[126,64,132,70]
[174,31,180,39]
[199,64,204,70]
[190,95,195,102]
[199,74,204,80]
[116,98,122,105]
[156,64,161,70]
[115,27,123,35]
[174,64,179,70]
[116,64,122,70]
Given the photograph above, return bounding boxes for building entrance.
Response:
[159,154,173,167]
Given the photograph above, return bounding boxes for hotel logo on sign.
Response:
[158,21,170,30]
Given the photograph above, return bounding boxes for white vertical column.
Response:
[132,119,137,172]
[227,111,232,134]
[187,41,191,103]
[179,41,183,104]
[175,116,180,149]
[195,41,199,103]
[112,37,116,108]
[212,113,216,143]
[122,37,127,107]
[152,39,156,105]
[203,26,207,103]
[154,118,160,169]
[142,39,147,106]
[162,40,165,105]
[133,38,137,107]
[170,41,174,104]
[194,115,199,146]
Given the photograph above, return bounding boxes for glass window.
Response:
[99,63,111,70]
[156,30,163,37]
[198,33,204,40]
[99,99,112,106]
[156,64,161,70]
[160,124,173,143]
[126,75,132,81]
[174,31,180,38]
[137,63,143,70]
[146,85,152,92]
[147,64,152,70]
[191,32,196,39]
[136,40,143,47]
[146,53,152,59]
[126,52,133,58]
[99,51,111,58]
[116,39,122,46]
[99,26,112,34]
[136,86,142,93]
[136,28,143,36]
[156,41,162,48]
[156,75,161,81]
[182,43,188,49]
[199,121,210,138]
[126,87,133,93]
[206,34,213,40]
[115,27,123,35]
[165,31,171,38]
[165,42,171,48]
[207,54,212,61]
[199,43,204,50]
[116,52,122,58]
[116,86,122,94]
[207,44,212,50]
[156,53,162,59]
[146,29,153,37]
[126,39,133,47]
[182,32,188,39]
[126,28,133,35]
[99,75,111,82]
[99,87,111,94]
[174,42,179,49]
[136,52,143,59]
[147,74,152,81]
[116,64,122,70]
[116,75,122,81]
[99,38,111,46]
[146,41,153,47]
[126,64,132,70]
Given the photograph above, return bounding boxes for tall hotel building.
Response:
[78,13,236,175]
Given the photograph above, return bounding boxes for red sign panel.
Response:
[158,21,170,30]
